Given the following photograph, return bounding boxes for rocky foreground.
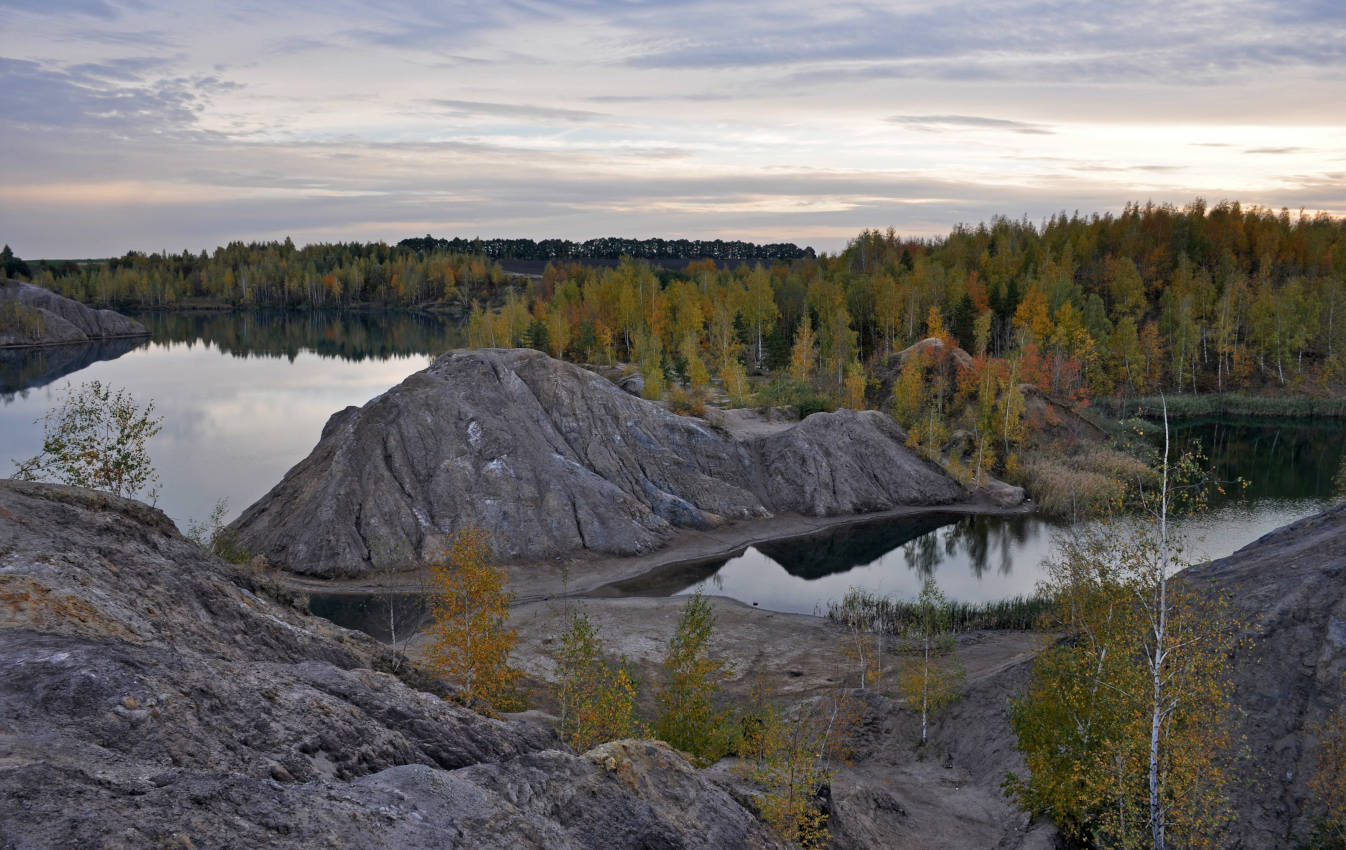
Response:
[1,480,1343,847]
[230,348,977,578]
[0,279,149,348]
[0,480,784,849]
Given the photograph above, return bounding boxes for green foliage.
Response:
[13,380,162,502]
[554,610,641,752]
[183,498,249,563]
[756,376,835,419]
[1,244,30,279]
[0,299,46,342]
[653,592,733,765]
[1006,523,1239,848]
[896,578,965,746]
[825,590,1051,633]
[739,696,835,849]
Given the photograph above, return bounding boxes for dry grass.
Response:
[1020,446,1157,520]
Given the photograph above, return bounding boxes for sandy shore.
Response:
[276,498,1034,605]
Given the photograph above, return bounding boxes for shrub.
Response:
[13,380,162,502]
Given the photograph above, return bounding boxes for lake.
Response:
[0,311,459,531]
[2,312,1341,620]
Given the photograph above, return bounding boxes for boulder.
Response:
[230,348,968,577]
[0,479,785,849]
[0,279,149,347]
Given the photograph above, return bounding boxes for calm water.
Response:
[2,313,1340,619]
[0,311,458,530]
[639,417,1346,614]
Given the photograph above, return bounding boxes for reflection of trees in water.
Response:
[913,514,1037,579]
[1170,418,1346,503]
[137,310,465,363]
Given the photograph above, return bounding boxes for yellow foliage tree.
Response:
[422,528,524,715]
[897,578,964,746]
[555,610,641,752]
[653,592,732,765]
[789,315,818,384]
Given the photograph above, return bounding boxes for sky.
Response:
[2,0,1344,258]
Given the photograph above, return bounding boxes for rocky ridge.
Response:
[230,348,971,577]
[0,279,149,347]
[0,479,785,849]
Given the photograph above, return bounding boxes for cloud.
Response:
[424,99,608,123]
[0,0,121,19]
[887,114,1053,135]
[1244,146,1303,155]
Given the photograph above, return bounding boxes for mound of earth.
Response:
[1181,503,1346,847]
[229,348,970,577]
[0,479,783,849]
[0,279,149,348]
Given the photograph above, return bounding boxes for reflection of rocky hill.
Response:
[0,337,145,395]
[0,479,783,849]
[756,513,955,579]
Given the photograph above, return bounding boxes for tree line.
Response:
[397,235,815,263]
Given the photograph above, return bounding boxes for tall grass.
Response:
[826,589,1052,634]
[1107,394,1346,420]
[1018,447,1158,520]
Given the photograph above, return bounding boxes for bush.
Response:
[667,386,707,417]
[13,380,162,502]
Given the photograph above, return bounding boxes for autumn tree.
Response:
[555,610,641,752]
[14,380,162,502]
[741,696,836,849]
[653,592,732,765]
[740,264,779,370]
[422,528,524,715]
[897,578,964,746]
[1007,416,1238,849]
[789,315,818,384]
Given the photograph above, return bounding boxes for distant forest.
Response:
[397,235,815,263]
[13,201,1346,408]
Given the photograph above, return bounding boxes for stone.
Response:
[230,348,970,577]
[0,279,150,348]
[0,479,785,849]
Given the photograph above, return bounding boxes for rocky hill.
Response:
[0,479,784,849]
[229,348,971,578]
[0,279,149,347]
[1182,502,1346,847]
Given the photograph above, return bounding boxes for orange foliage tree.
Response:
[422,528,524,715]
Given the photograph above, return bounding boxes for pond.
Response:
[2,312,1341,621]
[0,310,460,531]
[614,416,1346,614]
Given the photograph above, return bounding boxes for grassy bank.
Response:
[1103,394,1346,420]
[826,590,1051,634]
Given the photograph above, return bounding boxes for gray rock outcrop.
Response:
[0,279,150,347]
[1181,503,1346,848]
[230,348,969,577]
[0,479,784,849]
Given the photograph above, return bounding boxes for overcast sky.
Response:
[2,0,1344,257]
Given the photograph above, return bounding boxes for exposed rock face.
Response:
[231,348,969,577]
[0,480,784,849]
[1181,504,1346,848]
[0,279,149,347]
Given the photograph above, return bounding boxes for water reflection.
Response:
[0,337,147,396]
[134,310,464,362]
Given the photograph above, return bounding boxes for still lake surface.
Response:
[3,311,1342,622]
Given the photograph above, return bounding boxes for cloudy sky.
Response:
[2,0,1344,257]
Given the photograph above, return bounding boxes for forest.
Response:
[16,201,1346,434]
